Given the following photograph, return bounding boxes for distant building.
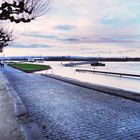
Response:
[28,58,35,62]
[34,58,44,63]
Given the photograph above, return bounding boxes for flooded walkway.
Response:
[36,61,140,93]
[2,66,140,140]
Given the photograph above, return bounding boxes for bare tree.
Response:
[0,0,52,23]
[0,25,13,52]
[0,0,52,52]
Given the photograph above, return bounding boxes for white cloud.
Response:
[4,0,140,56]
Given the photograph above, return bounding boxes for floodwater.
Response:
[35,61,140,93]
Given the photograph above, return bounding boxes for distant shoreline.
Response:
[2,56,140,62]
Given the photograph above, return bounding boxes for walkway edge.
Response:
[2,73,46,140]
[42,74,140,102]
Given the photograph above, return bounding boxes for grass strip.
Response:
[8,63,51,73]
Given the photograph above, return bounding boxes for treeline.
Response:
[3,56,140,62]
[44,57,140,61]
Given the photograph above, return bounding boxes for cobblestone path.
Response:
[2,66,140,140]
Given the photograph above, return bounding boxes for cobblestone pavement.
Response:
[2,66,140,140]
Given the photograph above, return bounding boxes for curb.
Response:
[42,74,140,103]
[2,73,46,140]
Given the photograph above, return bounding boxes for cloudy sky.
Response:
[3,0,140,57]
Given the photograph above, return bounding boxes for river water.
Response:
[35,61,140,93]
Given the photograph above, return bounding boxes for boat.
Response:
[91,62,105,66]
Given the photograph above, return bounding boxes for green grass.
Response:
[8,63,51,73]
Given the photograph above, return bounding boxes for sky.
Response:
[3,0,140,57]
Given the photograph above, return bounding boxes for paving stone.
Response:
[2,66,140,140]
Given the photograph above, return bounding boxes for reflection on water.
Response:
[35,61,140,93]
